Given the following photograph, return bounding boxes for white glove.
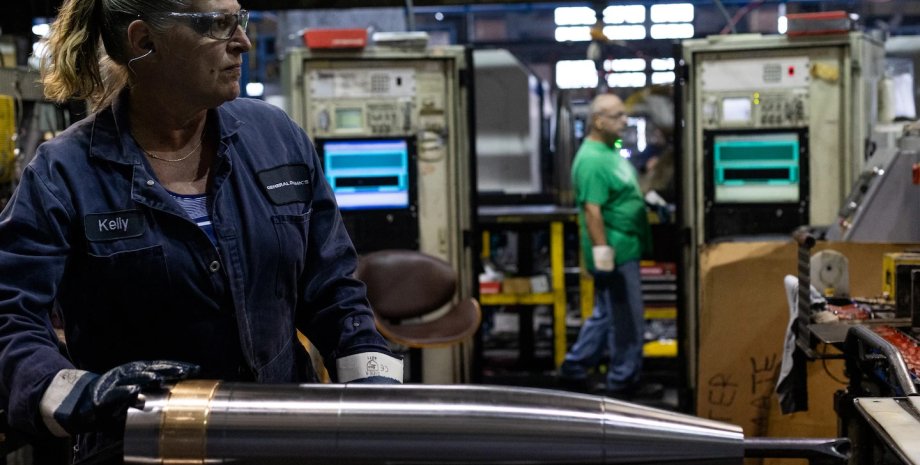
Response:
[592,245,615,272]
[645,190,667,207]
[336,352,404,383]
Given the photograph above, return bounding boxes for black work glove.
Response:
[40,360,199,436]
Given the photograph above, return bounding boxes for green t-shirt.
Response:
[572,139,651,270]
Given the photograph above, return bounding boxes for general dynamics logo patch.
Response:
[257,164,312,205]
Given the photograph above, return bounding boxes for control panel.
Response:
[759,92,807,126]
[283,47,475,384]
[701,91,809,129]
[302,64,447,139]
[698,55,811,131]
[283,47,471,267]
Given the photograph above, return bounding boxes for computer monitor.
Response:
[315,138,416,211]
[711,131,801,204]
[702,128,809,241]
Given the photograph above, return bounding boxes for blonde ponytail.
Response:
[42,0,190,111]
[41,0,107,109]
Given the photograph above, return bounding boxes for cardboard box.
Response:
[502,277,531,295]
[697,241,917,447]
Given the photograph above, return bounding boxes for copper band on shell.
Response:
[159,379,221,464]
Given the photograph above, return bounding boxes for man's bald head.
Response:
[587,93,627,145]
[590,93,624,115]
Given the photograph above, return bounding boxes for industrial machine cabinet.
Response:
[282,45,475,383]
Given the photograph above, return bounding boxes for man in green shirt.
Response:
[559,93,651,396]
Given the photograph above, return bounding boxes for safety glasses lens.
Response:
[209,10,248,39]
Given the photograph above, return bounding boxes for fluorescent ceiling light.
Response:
[555,26,592,42]
[603,25,646,41]
[554,6,596,26]
[651,58,675,71]
[603,5,645,24]
[556,60,599,89]
[555,26,593,42]
[607,72,647,88]
[604,58,646,72]
[651,71,676,85]
[650,23,694,39]
[650,3,694,23]
[246,82,265,97]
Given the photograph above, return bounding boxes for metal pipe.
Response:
[845,325,918,396]
[792,226,816,249]
[744,437,850,463]
[124,381,744,464]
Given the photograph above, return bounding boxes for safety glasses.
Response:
[154,9,249,40]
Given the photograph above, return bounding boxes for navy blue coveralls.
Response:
[0,93,393,442]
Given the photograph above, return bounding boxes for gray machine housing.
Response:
[681,32,885,388]
[282,46,474,383]
[473,49,543,197]
[826,127,920,242]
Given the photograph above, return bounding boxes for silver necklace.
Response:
[142,137,204,163]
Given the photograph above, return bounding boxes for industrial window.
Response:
[554,5,649,43]
[651,58,675,71]
[555,60,599,89]
[607,72,647,88]
[650,23,695,39]
[553,3,691,85]
[603,25,647,41]
[651,72,676,85]
[604,58,646,72]
[554,26,592,42]
[603,5,645,24]
[554,6,596,26]
[650,3,694,23]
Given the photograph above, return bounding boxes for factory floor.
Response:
[478,309,687,412]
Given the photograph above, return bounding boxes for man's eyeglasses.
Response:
[154,9,249,40]
[598,111,627,120]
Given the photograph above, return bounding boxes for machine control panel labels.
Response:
[305,64,451,138]
[700,56,810,91]
[700,56,810,129]
[702,90,809,129]
[309,69,416,99]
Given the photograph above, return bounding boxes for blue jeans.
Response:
[560,260,644,391]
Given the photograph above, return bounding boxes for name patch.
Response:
[258,164,312,205]
[84,210,145,242]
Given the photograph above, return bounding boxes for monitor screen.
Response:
[721,97,752,123]
[712,132,800,203]
[316,138,412,210]
[335,108,363,130]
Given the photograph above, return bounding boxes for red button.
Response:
[788,66,795,76]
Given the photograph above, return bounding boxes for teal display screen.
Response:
[712,132,800,203]
[319,139,410,210]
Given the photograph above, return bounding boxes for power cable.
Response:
[712,0,736,34]
[720,0,766,35]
